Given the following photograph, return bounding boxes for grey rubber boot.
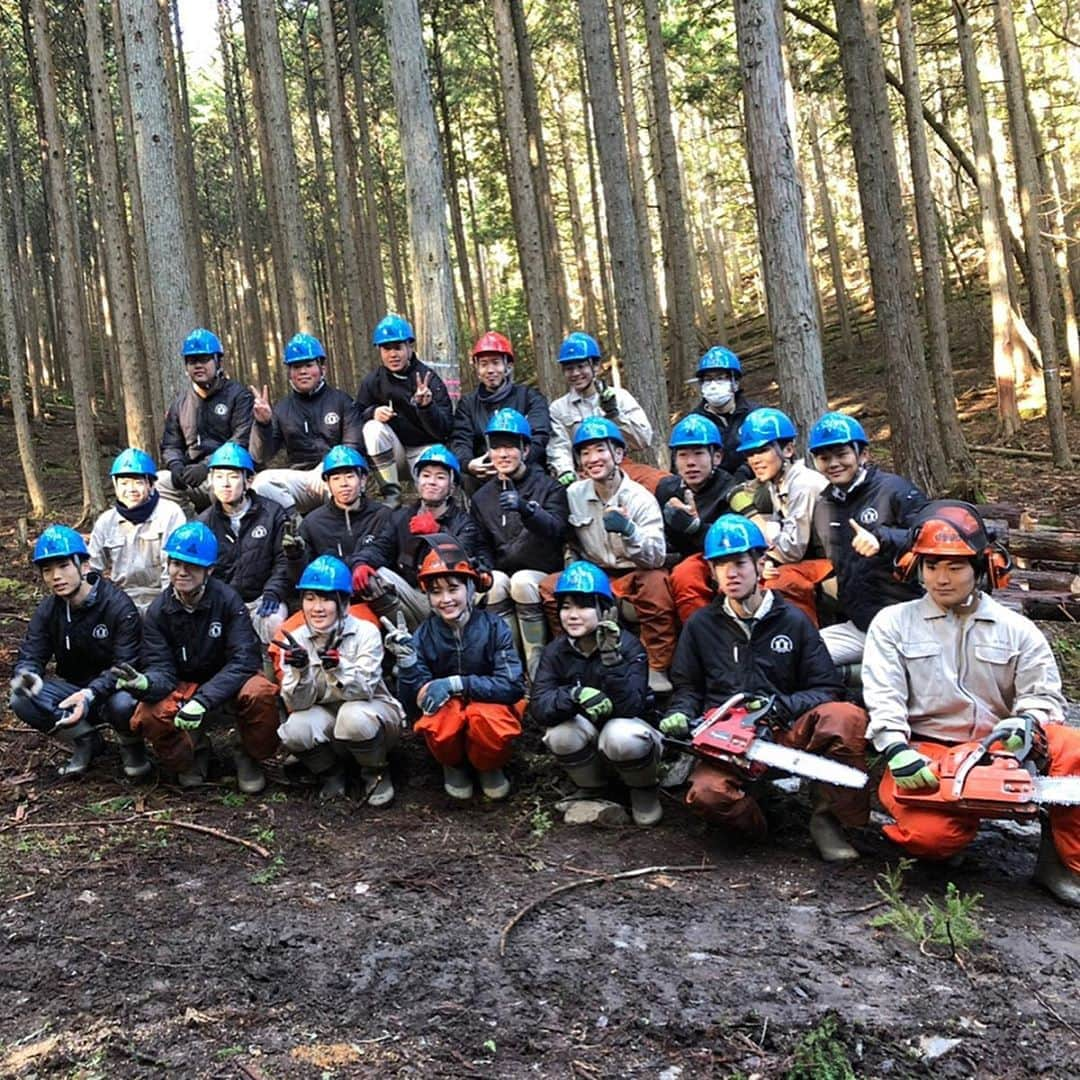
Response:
[617,749,663,827]
[361,768,395,807]
[343,732,394,807]
[442,763,474,800]
[116,733,152,780]
[808,784,859,862]
[557,748,608,797]
[369,450,401,507]
[298,744,347,801]
[517,605,548,683]
[233,747,266,795]
[479,768,510,800]
[55,720,104,778]
[177,740,211,788]
[1033,823,1080,908]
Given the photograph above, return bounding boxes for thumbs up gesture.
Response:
[603,500,636,538]
[250,384,272,424]
[849,518,881,557]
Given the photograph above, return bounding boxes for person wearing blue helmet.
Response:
[89,448,187,615]
[197,443,290,645]
[547,331,663,493]
[356,313,454,505]
[249,332,364,518]
[158,328,254,516]
[688,346,762,477]
[469,409,569,678]
[10,525,146,779]
[121,522,280,793]
[807,411,927,665]
[532,561,661,826]
[659,516,869,860]
[272,555,406,804]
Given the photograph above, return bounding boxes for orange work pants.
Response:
[622,460,667,495]
[414,698,525,772]
[686,702,870,838]
[878,726,1080,872]
[132,676,281,771]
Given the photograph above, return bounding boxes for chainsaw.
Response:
[894,732,1080,819]
[663,692,868,789]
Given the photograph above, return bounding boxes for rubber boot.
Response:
[55,720,104,778]
[442,763,474,800]
[116,733,152,780]
[298,744,347,801]
[281,513,306,559]
[177,737,210,788]
[369,450,401,508]
[343,732,394,807]
[618,748,663,827]
[808,784,859,862]
[629,787,663,827]
[479,768,510,800]
[648,668,673,695]
[517,606,548,683]
[557,748,608,799]
[234,747,267,795]
[1033,823,1080,908]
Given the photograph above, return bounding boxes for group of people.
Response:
[8,316,1080,909]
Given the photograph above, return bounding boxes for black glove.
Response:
[273,631,309,670]
[169,462,187,489]
[499,487,523,514]
[181,462,209,488]
[663,501,700,535]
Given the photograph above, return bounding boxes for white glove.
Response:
[10,671,44,698]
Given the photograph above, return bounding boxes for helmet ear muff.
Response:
[986,545,1011,591]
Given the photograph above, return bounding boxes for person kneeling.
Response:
[389,537,525,800]
[532,561,661,826]
[273,556,405,804]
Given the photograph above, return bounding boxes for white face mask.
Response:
[701,378,734,408]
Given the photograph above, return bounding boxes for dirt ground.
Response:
[1,334,1079,1079]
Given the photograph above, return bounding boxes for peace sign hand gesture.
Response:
[412,369,433,408]
[250,384,272,424]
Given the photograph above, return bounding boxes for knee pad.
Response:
[542,715,598,759]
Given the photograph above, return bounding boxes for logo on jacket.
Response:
[213,402,229,416]
[251,525,268,539]
[770,634,793,654]
[859,508,879,526]
[324,412,340,426]
[209,621,223,638]
[92,624,109,639]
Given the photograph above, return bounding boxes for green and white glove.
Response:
[728,488,757,516]
[659,712,691,738]
[990,714,1046,762]
[174,699,207,731]
[571,685,614,723]
[595,618,622,667]
[111,662,149,694]
[885,743,938,790]
[558,471,576,487]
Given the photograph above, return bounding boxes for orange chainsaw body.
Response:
[691,702,768,778]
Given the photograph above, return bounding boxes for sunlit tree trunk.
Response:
[555,95,599,331]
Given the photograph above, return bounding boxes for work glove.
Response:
[659,712,692,739]
[990,714,1048,764]
[282,522,305,559]
[169,462,187,489]
[409,511,440,535]
[319,646,341,670]
[379,613,417,667]
[598,381,619,418]
[571,685,613,723]
[663,501,700,535]
[885,743,939,790]
[256,594,280,618]
[111,662,149,694]
[418,676,464,716]
[558,472,576,487]
[351,564,377,593]
[498,487,523,515]
[595,616,622,667]
[748,694,792,731]
[174,698,207,730]
[181,462,209,488]
[728,488,757,517]
[271,631,310,670]
[56,688,94,726]
[603,509,636,538]
[361,575,399,620]
[10,670,44,697]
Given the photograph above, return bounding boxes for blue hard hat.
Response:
[737,408,798,453]
[110,448,158,478]
[163,522,218,567]
[321,445,368,474]
[485,408,532,442]
[207,442,255,474]
[807,411,868,452]
[412,444,461,483]
[697,346,741,377]
[669,415,723,450]
[298,555,353,595]
[558,332,601,363]
[284,332,327,365]
[554,560,613,600]
[182,328,223,357]
[703,515,768,560]
[572,415,625,450]
[32,525,89,565]
[372,314,415,347]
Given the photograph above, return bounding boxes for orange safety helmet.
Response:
[471,331,515,363]
[896,501,1011,590]
[416,534,492,592]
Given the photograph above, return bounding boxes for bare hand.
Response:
[412,370,433,407]
[374,404,396,424]
[761,559,780,581]
[250,384,272,424]
[849,518,881,557]
[469,453,496,479]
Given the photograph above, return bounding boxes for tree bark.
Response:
[554,94,599,331]
[384,0,460,398]
[734,0,827,443]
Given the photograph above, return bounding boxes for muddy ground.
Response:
[1,331,1079,1079]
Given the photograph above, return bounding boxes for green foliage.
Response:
[251,854,285,886]
[529,805,554,840]
[871,859,983,953]
[86,795,135,815]
[785,1014,856,1080]
[220,792,247,808]
[489,288,531,376]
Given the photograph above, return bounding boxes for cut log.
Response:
[1020,592,1080,622]
[971,444,1055,461]
[1009,568,1080,593]
[991,524,1080,564]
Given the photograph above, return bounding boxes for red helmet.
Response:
[471,331,515,363]
[416,535,489,592]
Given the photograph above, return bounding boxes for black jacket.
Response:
[470,467,568,574]
[355,358,453,447]
[811,465,927,631]
[449,383,551,469]
[300,497,397,564]
[530,629,651,728]
[352,501,491,586]
[160,377,254,468]
[139,576,262,710]
[197,494,291,603]
[655,466,737,559]
[249,382,364,469]
[15,573,141,698]
[690,391,760,478]
[668,592,843,725]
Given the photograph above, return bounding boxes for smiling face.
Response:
[184,354,220,390]
[168,558,209,599]
[113,474,153,509]
[426,575,470,623]
[577,440,622,483]
[920,556,977,611]
[674,446,718,490]
[379,340,413,373]
[709,552,763,603]
[812,443,865,489]
[474,352,510,391]
[288,359,324,394]
[302,590,340,632]
[39,556,86,599]
[487,434,526,477]
[416,464,453,505]
[562,359,596,395]
[558,595,599,639]
[746,444,786,484]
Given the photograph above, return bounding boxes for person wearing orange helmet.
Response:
[386,536,526,801]
[863,501,1080,907]
[449,331,551,495]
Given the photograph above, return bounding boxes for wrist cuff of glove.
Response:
[883,742,910,763]
[448,675,464,695]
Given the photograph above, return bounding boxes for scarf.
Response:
[116,488,160,525]
[478,377,515,407]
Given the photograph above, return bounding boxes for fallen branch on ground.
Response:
[499,863,717,956]
[971,444,1055,461]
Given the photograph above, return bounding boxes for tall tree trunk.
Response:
[459,114,492,330]
[491,0,562,395]
[994,0,1072,466]
[832,0,948,494]
[25,0,106,517]
[579,0,667,461]
[1050,150,1080,411]
[555,94,599,330]
[384,0,460,397]
[896,0,976,491]
[733,0,827,442]
[374,117,409,316]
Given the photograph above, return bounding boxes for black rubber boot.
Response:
[116,733,152,780]
[56,721,104,778]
